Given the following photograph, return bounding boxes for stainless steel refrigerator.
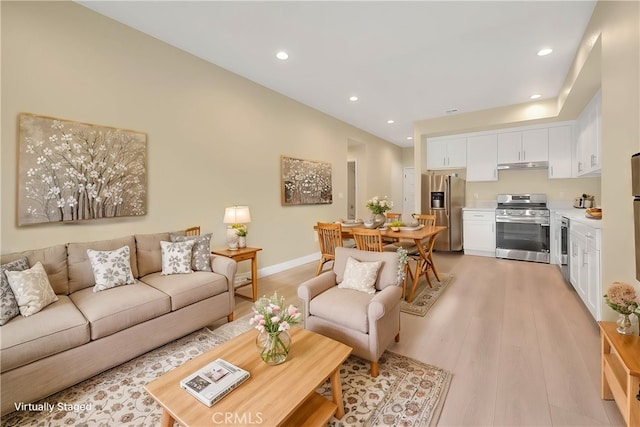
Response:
[421,174,465,251]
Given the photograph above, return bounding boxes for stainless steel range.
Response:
[495,194,550,263]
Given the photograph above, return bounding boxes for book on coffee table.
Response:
[180,358,250,407]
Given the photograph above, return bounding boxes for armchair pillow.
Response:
[87,246,136,292]
[170,233,213,272]
[5,261,58,316]
[337,256,382,294]
[160,240,195,275]
[0,257,30,325]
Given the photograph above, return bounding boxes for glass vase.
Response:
[371,213,386,228]
[256,330,291,365]
[616,313,634,335]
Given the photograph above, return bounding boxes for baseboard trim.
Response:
[258,252,320,278]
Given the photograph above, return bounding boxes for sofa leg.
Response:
[395,332,400,342]
[370,361,379,378]
[227,313,234,322]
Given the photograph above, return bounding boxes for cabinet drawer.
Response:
[463,211,495,221]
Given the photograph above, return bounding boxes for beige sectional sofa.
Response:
[0,231,237,416]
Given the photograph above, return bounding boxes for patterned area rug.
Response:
[401,273,454,317]
[2,317,451,427]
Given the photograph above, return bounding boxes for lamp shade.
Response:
[223,206,251,224]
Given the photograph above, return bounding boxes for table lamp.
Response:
[223,206,251,250]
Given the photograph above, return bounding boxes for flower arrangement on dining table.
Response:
[249,292,302,364]
[365,196,393,214]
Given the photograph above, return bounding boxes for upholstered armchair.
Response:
[297,247,401,377]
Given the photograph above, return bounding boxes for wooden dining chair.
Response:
[385,212,402,223]
[412,213,436,226]
[403,214,440,301]
[316,222,343,275]
[185,226,201,236]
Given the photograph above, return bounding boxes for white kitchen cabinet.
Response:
[569,221,601,320]
[466,134,497,182]
[463,210,495,257]
[550,211,563,264]
[426,137,466,170]
[497,129,548,164]
[575,90,601,176]
[548,126,573,179]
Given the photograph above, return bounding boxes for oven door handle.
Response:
[496,217,550,225]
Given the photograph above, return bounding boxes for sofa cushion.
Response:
[68,236,138,293]
[6,262,59,316]
[309,286,374,334]
[87,246,136,292]
[0,244,69,295]
[160,240,195,275]
[0,295,90,372]
[135,232,170,277]
[70,282,170,340]
[0,257,30,325]
[141,271,229,311]
[170,233,213,272]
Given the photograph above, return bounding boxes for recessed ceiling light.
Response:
[386,119,395,124]
[349,96,359,102]
[537,48,553,56]
[276,51,289,60]
[530,94,542,99]
[406,136,413,140]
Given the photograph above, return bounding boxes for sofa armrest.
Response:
[368,285,402,321]
[210,255,237,293]
[297,271,337,319]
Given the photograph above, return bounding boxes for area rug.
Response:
[2,319,451,427]
[401,273,454,317]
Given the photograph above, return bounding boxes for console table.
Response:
[599,321,640,427]
[212,247,262,302]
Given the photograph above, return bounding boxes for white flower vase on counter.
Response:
[238,236,246,248]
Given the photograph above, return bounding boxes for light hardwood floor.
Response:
[211,253,626,426]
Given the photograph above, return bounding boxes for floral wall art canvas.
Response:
[17,113,147,226]
[281,156,332,206]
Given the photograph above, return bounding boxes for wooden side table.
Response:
[211,247,262,302]
[598,321,640,427]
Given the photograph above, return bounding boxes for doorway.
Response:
[347,160,357,219]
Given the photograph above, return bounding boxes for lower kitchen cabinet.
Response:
[463,210,495,257]
[569,221,601,320]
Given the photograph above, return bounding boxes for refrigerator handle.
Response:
[444,178,449,216]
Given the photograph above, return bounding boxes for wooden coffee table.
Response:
[145,328,352,427]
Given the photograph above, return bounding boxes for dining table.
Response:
[327,223,447,303]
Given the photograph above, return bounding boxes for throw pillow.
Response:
[0,257,30,325]
[170,233,213,272]
[160,240,195,275]
[338,256,382,294]
[87,246,136,292]
[5,261,58,316]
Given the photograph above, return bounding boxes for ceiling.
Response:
[77,1,596,148]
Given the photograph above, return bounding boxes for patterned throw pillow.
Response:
[0,257,30,325]
[338,257,382,294]
[160,240,195,275]
[170,233,213,272]
[87,246,136,292]
[5,261,59,316]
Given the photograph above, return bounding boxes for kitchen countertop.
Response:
[552,208,603,229]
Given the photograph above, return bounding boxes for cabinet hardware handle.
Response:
[550,166,554,177]
[523,151,526,161]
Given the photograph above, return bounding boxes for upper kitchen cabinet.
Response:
[497,129,548,164]
[575,90,601,176]
[548,125,573,179]
[426,137,467,170]
[466,134,498,181]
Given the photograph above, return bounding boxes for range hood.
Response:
[497,161,549,170]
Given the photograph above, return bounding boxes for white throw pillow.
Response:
[5,261,58,316]
[87,246,136,292]
[338,256,382,294]
[160,240,195,275]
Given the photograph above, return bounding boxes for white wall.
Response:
[1,1,403,271]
